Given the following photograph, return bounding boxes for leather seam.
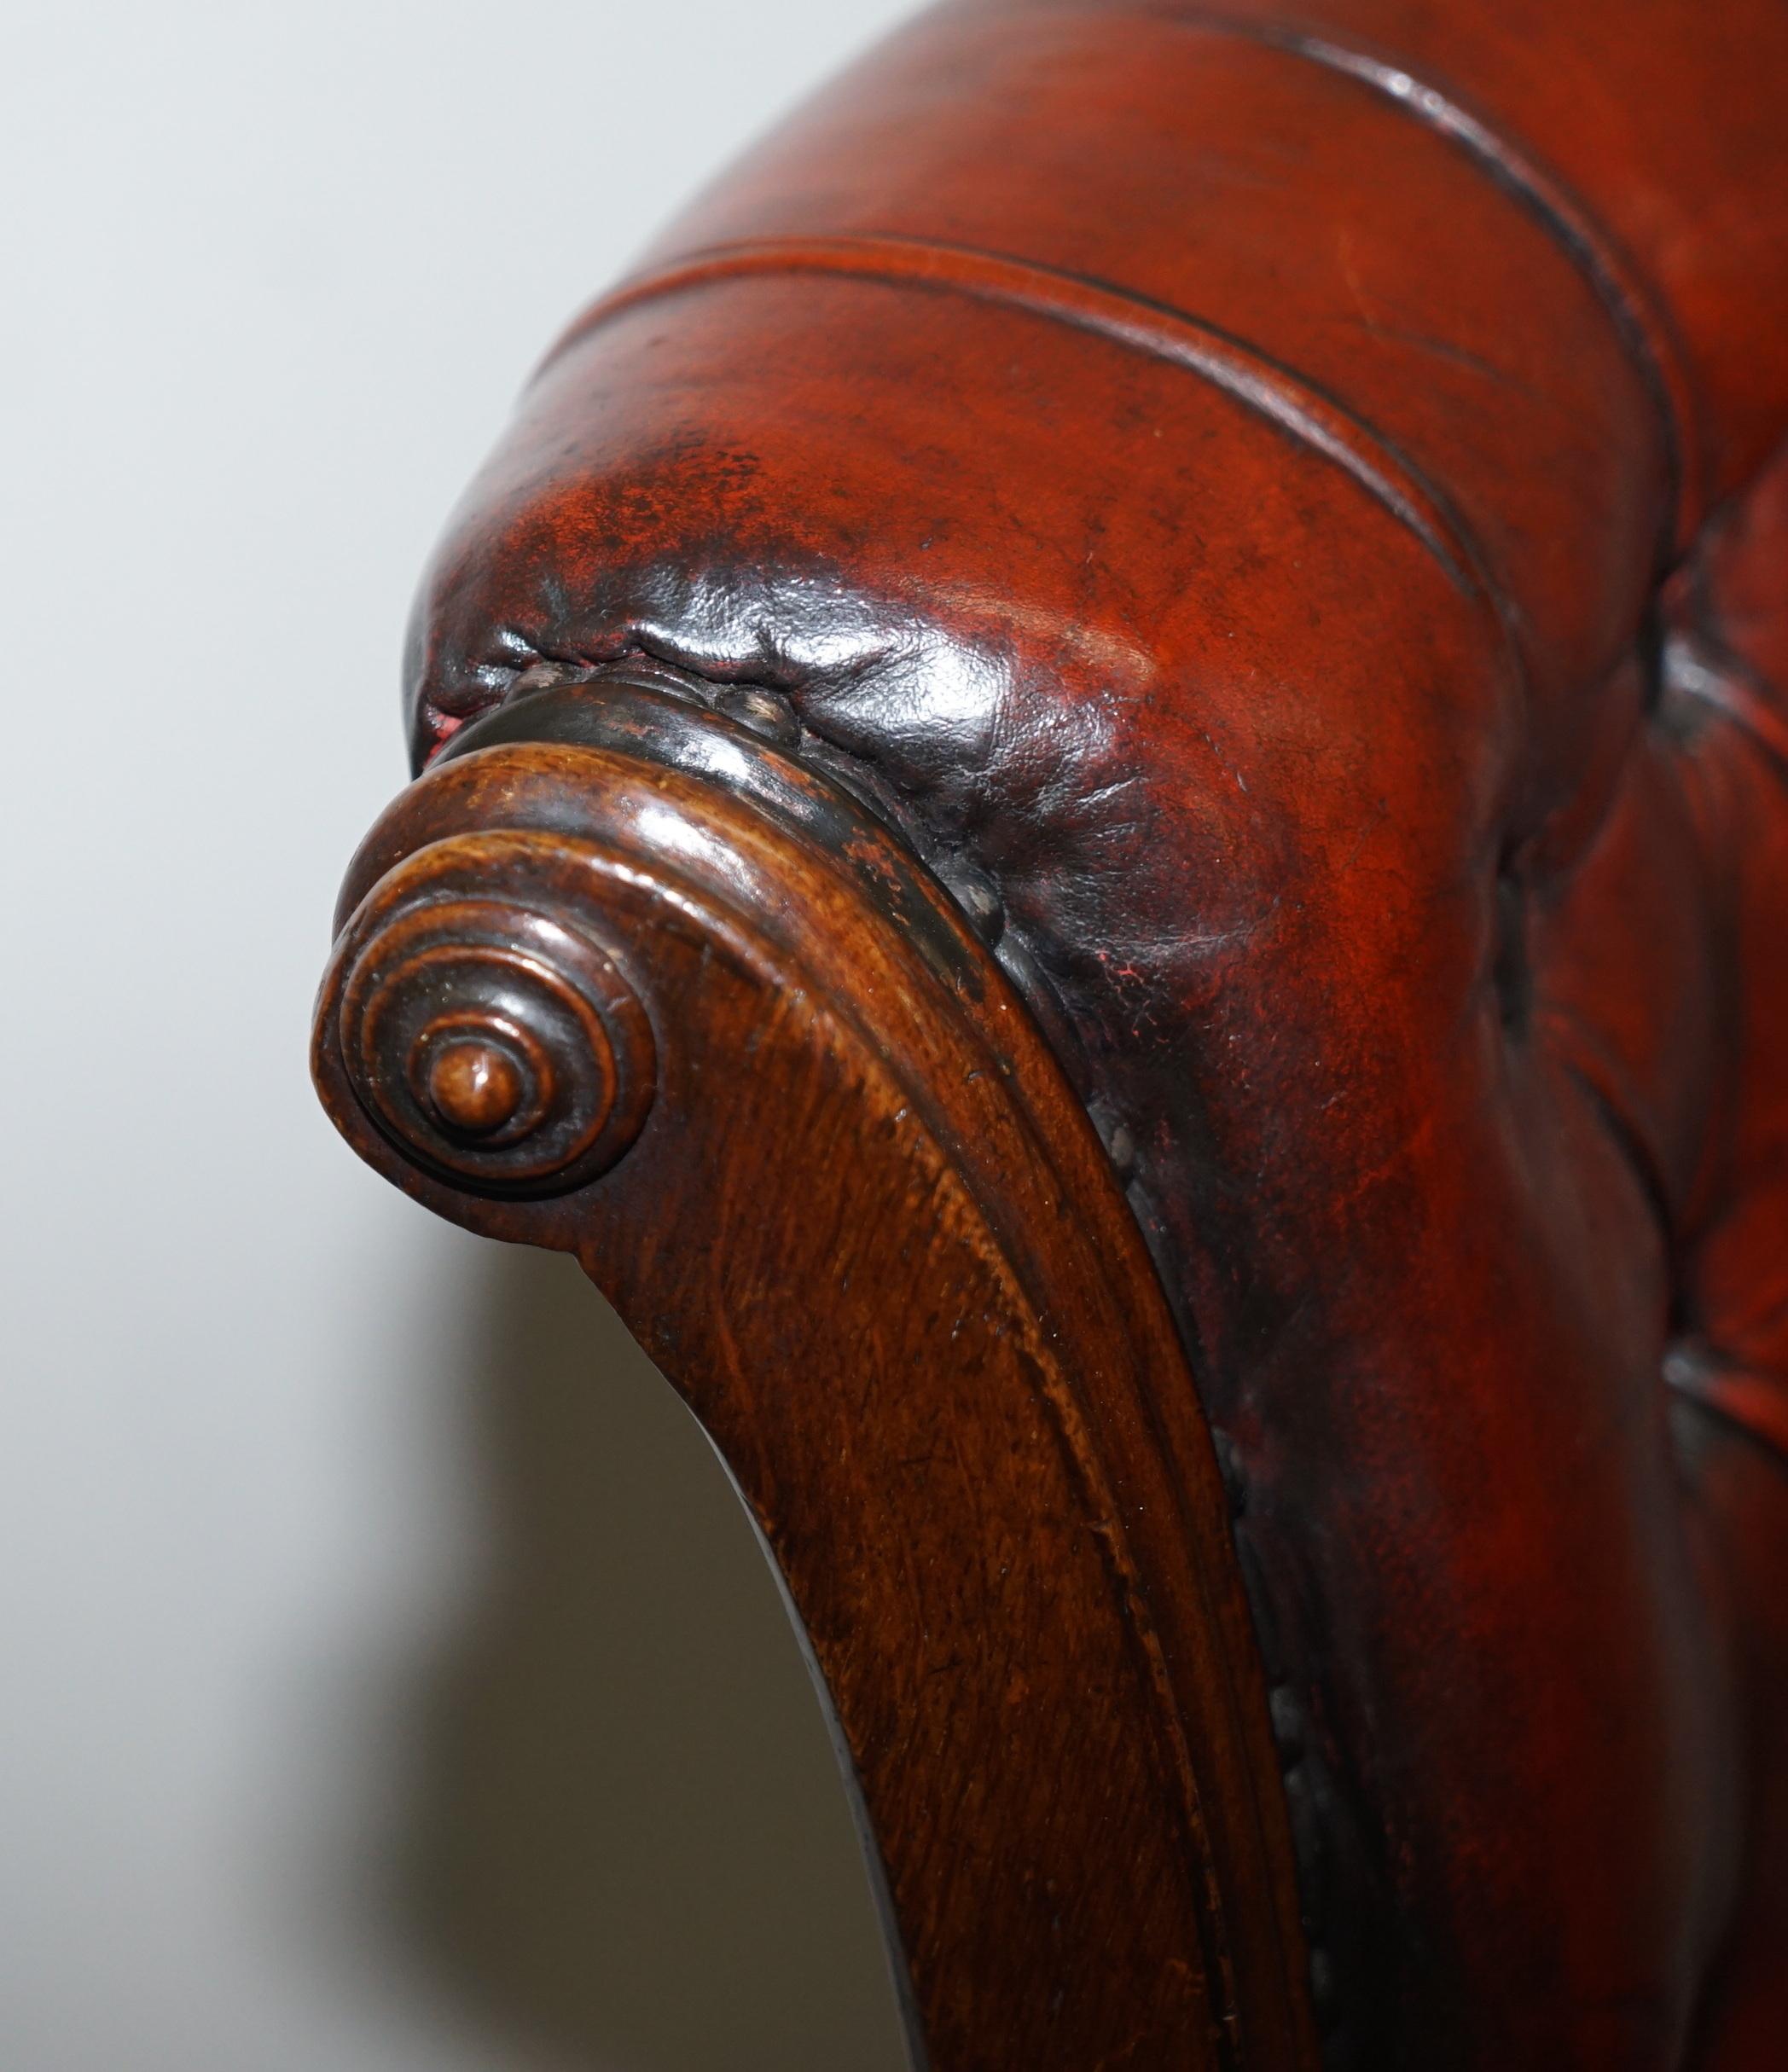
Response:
[1115,1,1698,557]
[537,233,1503,614]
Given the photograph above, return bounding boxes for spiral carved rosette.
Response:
[332,839,655,1197]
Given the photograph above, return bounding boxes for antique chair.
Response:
[311,2,1788,2063]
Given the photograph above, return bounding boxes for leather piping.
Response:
[1125,3,1700,556]
[537,233,1503,613]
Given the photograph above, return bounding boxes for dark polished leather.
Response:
[396,3,1788,2063]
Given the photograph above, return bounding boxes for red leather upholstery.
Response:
[400,4,1788,2061]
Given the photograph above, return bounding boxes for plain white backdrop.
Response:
[0,3,917,2066]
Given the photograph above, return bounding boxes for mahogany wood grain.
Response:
[315,672,1321,2070]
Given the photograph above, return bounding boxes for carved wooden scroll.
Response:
[313,668,1321,2071]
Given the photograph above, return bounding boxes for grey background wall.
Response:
[1,3,916,2066]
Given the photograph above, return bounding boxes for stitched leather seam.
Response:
[1543,1010,1681,1254]
[1125,3,1698,557]
[538,233,1502,611]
